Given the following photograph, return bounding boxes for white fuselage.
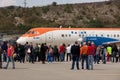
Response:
[17,29,120,46]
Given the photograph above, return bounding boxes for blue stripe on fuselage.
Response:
[82,37,118,46]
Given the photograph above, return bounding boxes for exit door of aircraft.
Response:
[45,32,53,43]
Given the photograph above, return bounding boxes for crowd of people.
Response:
[0,41,120,70]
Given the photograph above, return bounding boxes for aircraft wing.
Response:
[102,41,120,45]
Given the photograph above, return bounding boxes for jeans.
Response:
[81,54,89,69]
[112,51,116,62]
[5,56,15,69]
[60,53,64,62]
[2,52,7,62]
[102,53,106,64]
[71,56,79,69]
[66,53,71,61]
[47,53,53,63]
[88,55,93,70]
[0,62,2,68]
[96,54,100,64]
[29,53,34,63]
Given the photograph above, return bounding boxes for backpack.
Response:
[27,48,31,53]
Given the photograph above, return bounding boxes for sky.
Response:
[0,0,109,7]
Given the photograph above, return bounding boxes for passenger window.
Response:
[82,34,84,37]
[69,34,71,37]
[71,31,73,34]
[79,34,81,37]
[96,34,98,37]
[107,35,109,37]
[117,35,119,37]
[61,34,64,37]
[65,34,67,37]
[101,34,103,37]
[114,35,116,37]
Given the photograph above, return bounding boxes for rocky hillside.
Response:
[0,0,120,34]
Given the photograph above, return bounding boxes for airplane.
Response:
[16,28,120,46]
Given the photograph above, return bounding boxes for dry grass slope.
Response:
[0,0,120,34]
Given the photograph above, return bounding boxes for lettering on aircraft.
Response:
[33,37,39,39]
[88,37,97,41]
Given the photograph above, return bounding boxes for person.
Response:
[53,45,59,62]
[91,42,96,63]
[107,45,112,62]
[24,42,29,62]
[117,46,120,62]
[88,42,94,70]
[101,46,107,64]
[40,43,46,64]
[18,44,25,63]
[66,44,71,62]
[29,42,34,64]
[17,44,23,63]
[34,44,40,62]
[1,41,7,62]
[95,46,101,64]
[71,41,80,70]
[80,42,89,70]
[4,43,15,69]
[0,44,2,69]
[112,44,118,63]
[59,43,65,62]
[47,45,53,63]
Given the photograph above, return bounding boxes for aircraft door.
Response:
[45,32,53,43]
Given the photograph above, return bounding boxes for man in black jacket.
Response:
[71,41,80,70]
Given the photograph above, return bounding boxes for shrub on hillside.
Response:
[64,4,73,13]
[42,6,49,14]
[87,19,104,28]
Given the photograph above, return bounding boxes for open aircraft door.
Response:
[45,32,53,43]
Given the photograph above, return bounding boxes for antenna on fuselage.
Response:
[69,26,71,28]
[60,25,62,28]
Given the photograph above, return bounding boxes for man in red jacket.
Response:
[88,42,94,70]
[59,43,65,62]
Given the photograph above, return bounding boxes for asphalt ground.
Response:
[0,61,120,80]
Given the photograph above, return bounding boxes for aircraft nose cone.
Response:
[16,37,26,45]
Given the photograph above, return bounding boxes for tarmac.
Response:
[0,61,120,80]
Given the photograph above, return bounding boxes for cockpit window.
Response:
[32,31,35,34]
[26,31,39,34]
[26,31,31,34]
[32,31,39,34]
